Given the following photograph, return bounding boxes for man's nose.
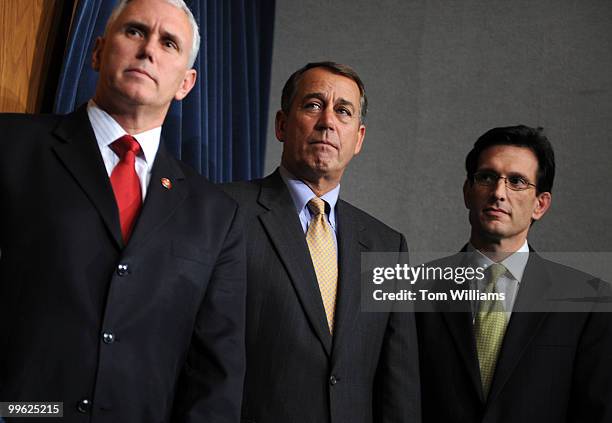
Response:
[315,106,335,131]
[137,36,157,62]
[490,177,508,201]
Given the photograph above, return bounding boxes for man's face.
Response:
[463,145,551,250]
[92,0,196,114]
[276,67,366,184]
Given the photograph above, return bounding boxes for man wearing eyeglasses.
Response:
[416,125,612,422]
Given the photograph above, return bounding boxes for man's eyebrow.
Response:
[302,92,327,102]
[336,98,355,109]
[160,29,183,48]
[301,93,355,109]
[123,20,149,33]
[477,167,530,178]
[122,21,184,50]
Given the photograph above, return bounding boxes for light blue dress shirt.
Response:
[279,166,339,252]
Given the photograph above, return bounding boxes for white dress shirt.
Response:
[86,100,161,200]
[468,240,530,320]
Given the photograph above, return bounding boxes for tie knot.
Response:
[111,135,141,159]
[487,263,507,285]
[307,197,327,216]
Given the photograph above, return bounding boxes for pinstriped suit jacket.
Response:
[222,170,421,423]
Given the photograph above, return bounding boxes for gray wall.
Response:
[265,0,612,253]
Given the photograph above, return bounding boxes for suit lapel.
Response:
[125,145,188,251]
[330,201,368,360]
[257,171,333,355]
[52,106,122,249]
[439,251,486,401]
[487,252,551,402]
[442,312,484,400]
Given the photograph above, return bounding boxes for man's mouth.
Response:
[483,207,509,216]
[309,139,338,150]
[125,68,156,82]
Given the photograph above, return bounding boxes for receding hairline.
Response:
[286,66,366,120]
[103,0,201,68]
[281,62,368,123]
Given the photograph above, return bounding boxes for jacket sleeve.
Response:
[374,234,422,423]
[172,205,247,423]
[568,279,612,423]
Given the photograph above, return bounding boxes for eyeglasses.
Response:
[473,171,537,191]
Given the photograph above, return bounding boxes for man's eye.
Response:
[303,102,321,110]
[479,173,496,182]
[508,176,527,186]
[337,107,352,116]
[164,40,178,50]
[126,27,143,37]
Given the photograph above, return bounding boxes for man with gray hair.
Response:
[222,62,420,423]
[0,0,245,421]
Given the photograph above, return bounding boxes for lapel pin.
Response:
[161,177,172,190]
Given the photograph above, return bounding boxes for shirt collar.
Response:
[279,166,340,216]
[87,99,161,164]
[467,239,530,283]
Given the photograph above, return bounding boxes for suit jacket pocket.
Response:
[171,241,216,266]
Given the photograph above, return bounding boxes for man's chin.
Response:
[479,223,507,240]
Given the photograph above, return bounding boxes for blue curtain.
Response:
[54,0,275,182]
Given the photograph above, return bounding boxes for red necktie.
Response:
[110,135,142,243]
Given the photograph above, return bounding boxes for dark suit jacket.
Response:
[0,107,246,423]
[221,171,420,423]
[416,249,612,422]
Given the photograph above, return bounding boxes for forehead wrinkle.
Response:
[118,3,191,42]
[122,19,148,31]
[301,92,326,101]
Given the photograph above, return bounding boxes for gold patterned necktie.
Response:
[306,197,338,334]
[474,262,508,397]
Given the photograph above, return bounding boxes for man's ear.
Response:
[353,124,366,155]
[92,37,105,71]
[174,69,197,101]
[275,110,286,142]
[463,179,471,209]
[532,191,552,221]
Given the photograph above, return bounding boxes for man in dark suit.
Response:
[222,62,420,423]
[416,125,612,422]
[0,0,245,422]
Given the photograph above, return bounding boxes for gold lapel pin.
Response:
[161,178,172,190]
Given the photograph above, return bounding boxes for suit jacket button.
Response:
[117,264,129,276]
[329,375,338,385]
[102,332,115,344]
[76,398,91,413]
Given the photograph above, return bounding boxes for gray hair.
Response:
[104,0,201,68]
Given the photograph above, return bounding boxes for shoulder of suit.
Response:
[0,112,63,132]
[520,249,612,308]
[337,198,403,239]
[0,112,64,152]
[170,159,241,211]
[217,178,264,205]
[532,251,606,288]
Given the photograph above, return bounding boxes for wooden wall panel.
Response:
[0,0,58,113]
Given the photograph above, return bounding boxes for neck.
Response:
[302,178,339,197]
[281,163,341,196]
[93,96,167,134]
[470,233,526,262]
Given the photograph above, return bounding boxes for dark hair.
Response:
[280,61,368,123]
[465,125,555,193]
